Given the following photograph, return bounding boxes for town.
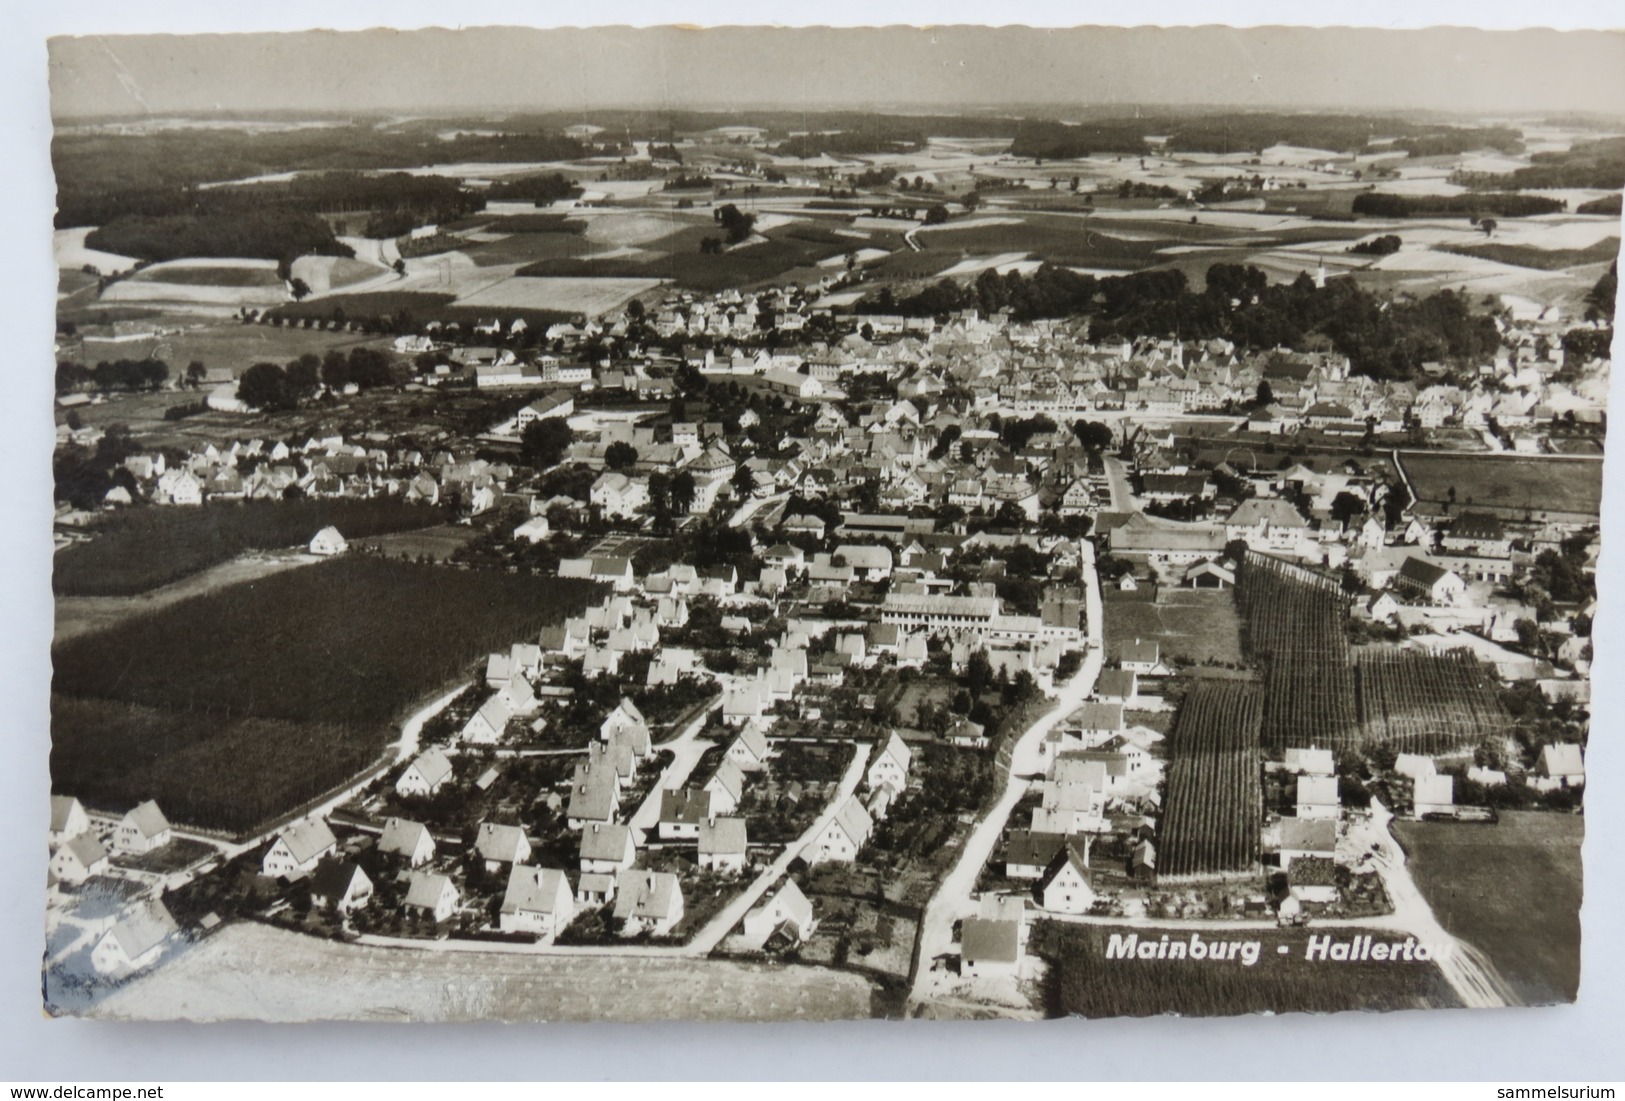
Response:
[46,104,1608,1022]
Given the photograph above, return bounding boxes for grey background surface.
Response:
[4,0,1622,1081]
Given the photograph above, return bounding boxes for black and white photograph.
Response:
[34,16,1620,1032]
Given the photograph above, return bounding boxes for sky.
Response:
[47,24,1625,120]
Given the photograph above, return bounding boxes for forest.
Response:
[1350,192,1566,218]
[1454,136,1625,191]
[1009,115,1523,160]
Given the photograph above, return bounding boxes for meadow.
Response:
[51,558,602,831]
[1393,812,1583,1005]
[1398,452,1604,518]
[53,499,445,596]
[1033,922,1461,1018]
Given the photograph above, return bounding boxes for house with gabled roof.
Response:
[50,833,110,886]
[1535,743,1585,790]
[566,772,619,830]
[698,817,750,876]
[866,732,912,793]
[499,865,576,940]
[475,822,532,871]
[804,798,873,865]
[1119,639,1165,675]
[659,788,710,840]
[579,822,638,874]
[1283,747,1335,777]
[704,760,746,816]
[612,870,684,936]
[308,526,348,556]
[462,693,513,744]
[1396,556,1464,606]
[49,795,90,847]
[396,748,455,798]
[1294,776,1340,820]
[91,899,177,976]
[600,698,646,741]
[309,858,373,914]
[960,916,1023,979]
[742,878,817,944]
[1413,773,1455,817]
[1274,817,1336,870]
[1035,841,1095,915]
[379,817,436,866]
[404,871,460,923]
[115,801,172,855]
[262,818,338,880]
[726,725,772,773]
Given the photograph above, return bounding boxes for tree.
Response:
[923,204,950,226]
[960,191,981,213]
[393,258,406,275]
[1071,420,1113,452]
[1255,380,1275,408]
[289,277,312,300]
[731,464,755,502]
[671,471,698,514]
[236,362,289,410]
[605,442,639,471]
[1480,218,1498,238]
[186,360,207,388]
[520,418,574,469]
[714,203,756,245]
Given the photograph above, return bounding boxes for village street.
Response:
[907,540,1104,1011]
[626,699,724,833]
[1102,454,1137,513]
[349,737,870,959]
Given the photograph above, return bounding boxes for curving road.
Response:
[908,541,1104,1010]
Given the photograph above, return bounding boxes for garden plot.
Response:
[453,275,665,317]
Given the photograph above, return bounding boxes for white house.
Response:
[309,858,373,914]
[803,799,873,865]
[742,878,817,944]
[308,526,348,555]
[612,870,685,936]
[49,795,91,847]
[726,725,773,773]
[396,748,455,798]
[1294,775,1340,819]
[404,871,460,923]
[866,732,912,794]
[461,694,513,744]
[475,822,532,872]
[704,760,746,816]
[513,516,551,544]
[698,817,749,876]
[1413,773,1456,817]
[499,865,576,941]
[50,833,110,886]
[1535,743,1585,790]
[262,818,338,881]
[578,822,638,875]
[91,900,177,976]
[1274,817,1336,870]
[115,801,172,855]
[1034,842,1095,914]
[378,817,437,867]
[959,916,1023,979]
[1283,747,1335,777]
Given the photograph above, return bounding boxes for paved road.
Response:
[727,490,790,530]
[1102,454,1136,512]
[627,700,723,833]
[1350,798,1518,1009]
[908,541,1104,1011]
[684,740,869,955]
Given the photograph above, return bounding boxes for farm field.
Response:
[1158,681,1263,878]
[453,275,664,316]
[69,318,397,380]
[53,499,446,596]
[126,260,285,287]
[516,224,863,292]
[1032,922,1461,1018]
[1103,586,1243,667]
[1398,452,1604,519]
[1353,646,1512,753]
[352,524,481,562]
[54,549,319,641]
[1394,812,1583,1005]
[51,558,601,831]
[1236,553,1361,751]
[84,922,875,1021]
